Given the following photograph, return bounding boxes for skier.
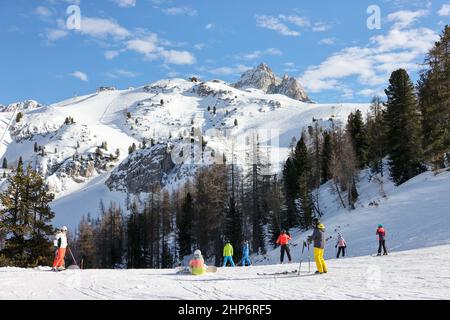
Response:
[52,226,68,271]
[376,224,388,256]
[307,218,328,274]
[241,240,252,266]
[223,240,235,267]
[188,250,207,275]
[276,230,292,264]
[335,233,347,258]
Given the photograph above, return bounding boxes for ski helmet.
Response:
[61,226,68,232]
[312,218,320,226]
[281,229,286,234]
[378,224,383,228]
[194,249,202,257]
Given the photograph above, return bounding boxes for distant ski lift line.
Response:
[0,103,20,146]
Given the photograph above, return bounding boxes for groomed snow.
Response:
[1,244,449,300]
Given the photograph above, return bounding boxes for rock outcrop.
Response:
[234,63,310,102]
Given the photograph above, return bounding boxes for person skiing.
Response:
[307,218,328,274]
[52,226,68,271]
[376,224,388,256]
[223,240,235,267]
[241,240,252,266]
[276,230,292,264]
[335,233,347,258]
[189,249,207,275]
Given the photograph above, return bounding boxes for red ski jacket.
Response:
[376,227,386,241]
[276,234,292,245]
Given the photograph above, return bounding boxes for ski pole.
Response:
[307,242,311,273]
[68,247,79,267]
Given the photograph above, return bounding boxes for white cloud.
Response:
[255,15,300,36]
[299,25,439,97]
[116,69,138,77]
[35,6,53,17]
[312,21,332,32]
[126,34,158,55]
[112,0,136,8]
[162,6,197,16]
[124,34,196,65]
[387,9,428,29]
[209,64,251,76]
[194,43,206,50]
[278,14,310,27]
[71,71,88,82]
[438,4,450,16]
[319,37,337,45]
[46,28,69,41]
[107,69,138,78]
[205,23,214,30]
[238,48,282,60]
[104,50,120,60]
[371,27,437,53]
[78,17,131,39]
[160,49,196,65]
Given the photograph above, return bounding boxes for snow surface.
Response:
[0,169,449,300]
[1,244,449,300]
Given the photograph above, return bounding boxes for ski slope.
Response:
[257,169,450,263]
[1,244,449,300]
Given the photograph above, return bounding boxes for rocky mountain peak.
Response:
[233,63,310,102]
[234,63,279,92]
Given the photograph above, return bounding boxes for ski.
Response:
[257,270,298,276]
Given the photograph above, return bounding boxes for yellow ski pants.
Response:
[314,247,328,273]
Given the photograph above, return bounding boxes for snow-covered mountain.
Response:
[233,63,311,102]
[0,66,369,228]
[0,100,45,113]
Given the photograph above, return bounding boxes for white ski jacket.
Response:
[54,232,68,249]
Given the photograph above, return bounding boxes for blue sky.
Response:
[0,0,448,105]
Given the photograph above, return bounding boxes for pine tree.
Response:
[418,26,450,169]
[293,135,313,227]
[0,162,55,267]
[366,96,387,176]
[384,69,425,185]
[321,131,333,183]
[2,158,7,169]
[177,192,194,260]
[282,157,298,228]
[34,142,38,153]
[346,110,368,168]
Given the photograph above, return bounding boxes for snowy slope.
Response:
[255,169,450,264]
[1,244,449,300]
[0,78,370,228]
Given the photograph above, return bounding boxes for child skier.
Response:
[307,218,328,274]
[223,240,235,267]
[376,224,388,256]
[241,240,252,266]
[335,233,347,258]
[52,226,68,271]
[189,250,207,275]
[276,230,292,264]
